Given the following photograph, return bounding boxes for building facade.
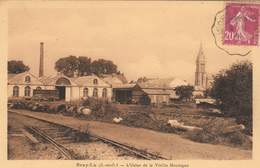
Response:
[132,83,170,104]
[8,71,112,101]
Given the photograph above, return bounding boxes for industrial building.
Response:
[8,42,112,101]
[8,42,209,103]
[8,71,112,101]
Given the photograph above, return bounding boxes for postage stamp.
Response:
[223,2,260,46]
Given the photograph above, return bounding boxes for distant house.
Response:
[100,74,128,86]
[132,83,170,104]
[136,77,188,100]
[111,77,188,104]
[206,74,214,89]
[145,77,189,88]
[8,72,112,101]
[112,84,136,103]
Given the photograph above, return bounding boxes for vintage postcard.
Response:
[1,1,259,168]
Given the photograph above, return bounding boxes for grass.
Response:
[182,122,252,150]
[69,149,89,160]
[114,103,252,150]
[9,98,252,150]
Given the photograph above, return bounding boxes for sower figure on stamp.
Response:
[230,5,256,44]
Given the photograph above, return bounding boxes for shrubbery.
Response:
[182,118,252,150]
[82,97,121,120]
[209,60,252,118]
[209,60,252,135]
[139,94,151,105]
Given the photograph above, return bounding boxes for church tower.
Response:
[195,43,207,88]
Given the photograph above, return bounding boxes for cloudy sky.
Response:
[8,1,255,84]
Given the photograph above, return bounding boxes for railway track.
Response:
[8,111,169,160]
[16,121,76,160]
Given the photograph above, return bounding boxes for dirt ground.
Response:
[8,112,137,160]
[9,109,252,160]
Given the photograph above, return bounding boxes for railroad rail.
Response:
[16,121,75,160]
[9,110,169,160]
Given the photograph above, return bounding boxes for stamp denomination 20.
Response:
[223,2,259,46]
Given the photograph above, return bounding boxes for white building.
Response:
[8,71,112,102]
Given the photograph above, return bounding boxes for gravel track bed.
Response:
[8,112,137,160]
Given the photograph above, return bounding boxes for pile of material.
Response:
[167,120,203,131]
[8,101,92,116]
[113,117,123,123]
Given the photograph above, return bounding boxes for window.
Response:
[93,88,98,97]
[36,87,42,90]
[55,78,71,85]
[163,96,167,102]
[13,86,19,97]
[83,88,88,97]
[24,86,31,96]
[93,79,98,85]
[153,96,157,103]
[102,88,107,98]
[25,76,31,82]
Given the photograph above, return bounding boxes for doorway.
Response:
[55,86,65,100]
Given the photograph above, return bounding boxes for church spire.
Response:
[195,43,207,88]
[196,43,206,62]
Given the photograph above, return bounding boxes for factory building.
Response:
[8,72,112,101]
[8,42,112,102]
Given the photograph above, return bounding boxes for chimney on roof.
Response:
[39,42,44,77]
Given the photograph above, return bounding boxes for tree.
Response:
[174,85,194,101]
[8,60,30,74]
[129,80,134,84]
[77,56,92,76]
[55,55,78,77]
[92,59,118,76]
[55,56,121,77]
[209,60,252,117]
[105,60,118,74]
[92,59,106,76]
[136,77,148,83]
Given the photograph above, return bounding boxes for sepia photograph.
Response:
[1,0,259,167]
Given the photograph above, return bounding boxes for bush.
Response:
[236,116,252,135]
[82,97,121,120]
[139,94,151,105]
[209,60,252,118]
[182,118,252,150]
[122,109,155,128]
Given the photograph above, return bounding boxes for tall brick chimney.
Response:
[39,42,44,77]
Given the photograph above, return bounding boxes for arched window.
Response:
[93,79,98,85]
[24,86,31,96]
[25,76,31,82]
[55,78,71,85]
[83,88,88,97]
[102,88,107,98]
[36,87,42,90]
[13,86,19,97]
[93,88,98,97]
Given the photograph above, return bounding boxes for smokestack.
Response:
[39,42,44,77]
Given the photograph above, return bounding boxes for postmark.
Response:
[223,2,259,46]
[211,2,260,56]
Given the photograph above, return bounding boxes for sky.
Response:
[8,1,256,84]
